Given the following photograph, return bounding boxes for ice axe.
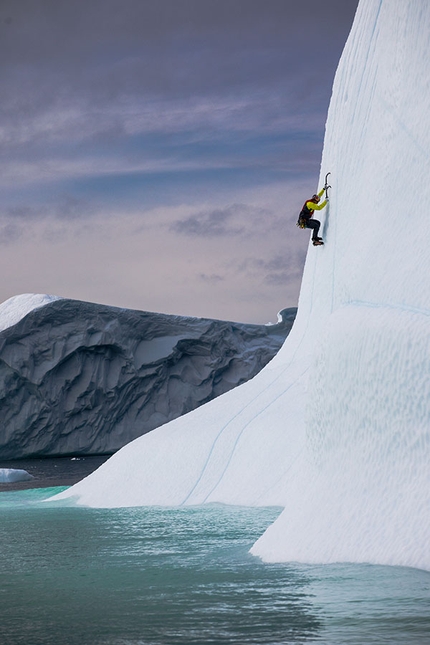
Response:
[324,172,331,199]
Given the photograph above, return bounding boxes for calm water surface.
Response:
[0,488,429,645]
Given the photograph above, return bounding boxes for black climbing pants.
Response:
[305,218,321,240]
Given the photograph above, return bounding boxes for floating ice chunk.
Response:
[0,468,35,483]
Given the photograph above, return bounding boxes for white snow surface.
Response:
[0,468,34,483]
[51,0,430,571]
[0,294,62,332]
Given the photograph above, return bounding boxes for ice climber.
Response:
[297,187,328,246]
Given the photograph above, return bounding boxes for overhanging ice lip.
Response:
[50,0,430,571]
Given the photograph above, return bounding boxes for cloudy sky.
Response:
[0,0,358,323]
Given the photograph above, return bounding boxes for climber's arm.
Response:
[306,198,328,211]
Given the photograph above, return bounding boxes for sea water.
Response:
[0,488,429,645]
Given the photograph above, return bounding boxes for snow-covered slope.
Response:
[0,294,62,332]
[52,0,430,570]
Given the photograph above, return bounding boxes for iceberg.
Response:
[52,0,430,570]
[0,468,34,483]
[0,297,293,458]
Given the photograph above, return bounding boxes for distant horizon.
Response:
[0,0,358,324]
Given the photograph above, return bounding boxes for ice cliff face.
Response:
[53,0,430,571]
[0,297,294,458]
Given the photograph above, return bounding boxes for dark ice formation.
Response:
[0,299,295,458]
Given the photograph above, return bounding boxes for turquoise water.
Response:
[0,488,429,645]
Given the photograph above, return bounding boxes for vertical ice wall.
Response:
[251,0,430,569]
[53,0,430,570]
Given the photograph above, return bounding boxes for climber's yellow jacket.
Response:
[306,188,328,213]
